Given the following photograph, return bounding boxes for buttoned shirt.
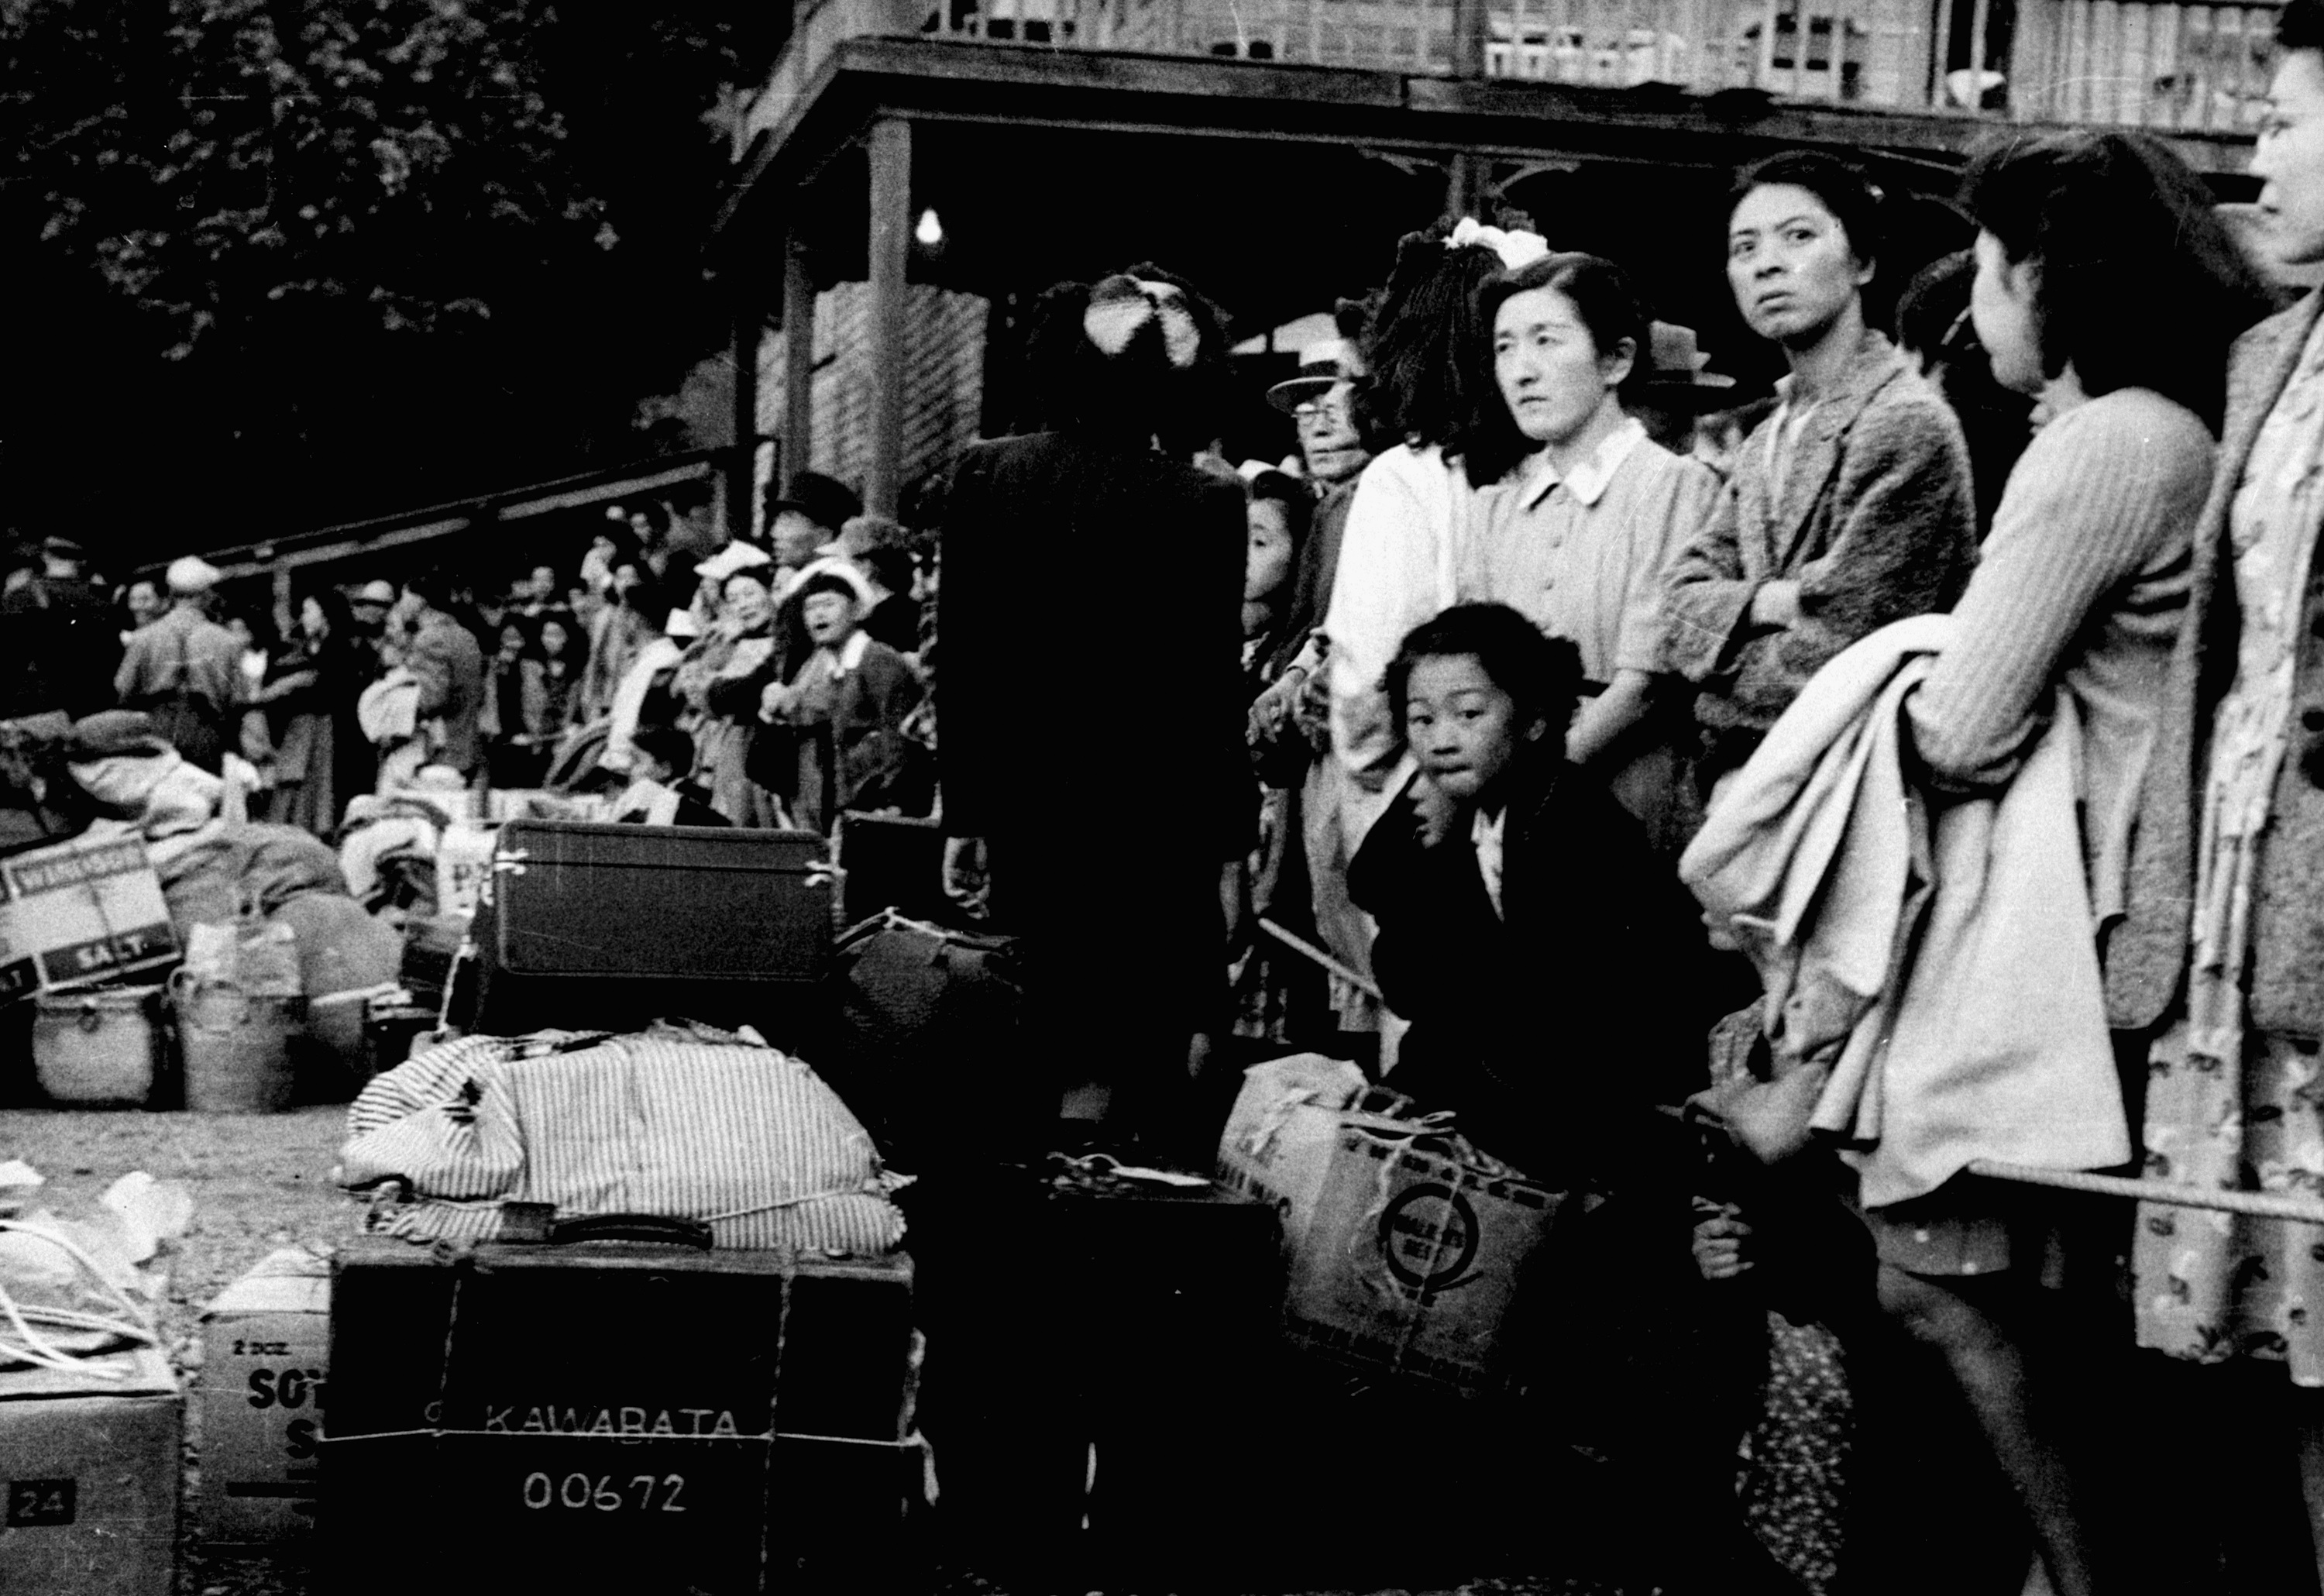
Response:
[1466,421,1718,686]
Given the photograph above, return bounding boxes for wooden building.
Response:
[717,0,2276,518]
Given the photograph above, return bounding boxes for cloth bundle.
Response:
[342,1030,909,1252]
[1680,614,2129,1208]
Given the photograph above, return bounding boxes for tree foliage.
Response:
[1,0,782,566]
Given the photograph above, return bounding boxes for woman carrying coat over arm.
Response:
[1663,151,1978,795]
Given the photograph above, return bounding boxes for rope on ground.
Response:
[1968,1159,2324,1225]
[1256,917,1384,1003]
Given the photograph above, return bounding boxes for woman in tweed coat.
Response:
[1663,152,1978,792]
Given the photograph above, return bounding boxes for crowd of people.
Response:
[927,78,2324,1596]
[1,480,937,843]
[15,32,2324,1586]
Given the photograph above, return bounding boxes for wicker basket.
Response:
[171,969,302,1113]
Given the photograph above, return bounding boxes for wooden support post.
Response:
[729,291,761,542]
[782,239,816,494]
[1443,150,1495,225]
[1449,0,1491,77]
[865,115,913,518]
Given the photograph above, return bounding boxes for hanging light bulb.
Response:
[915,208,944,247]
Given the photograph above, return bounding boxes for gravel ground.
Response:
[0,1106,1641,1596]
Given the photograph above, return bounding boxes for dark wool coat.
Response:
[1662,329,1978,746]
[1347,762,1723,1190]
[937,428,1250,1040]
[2114,289,2324,1034]
[938,430,1250,860]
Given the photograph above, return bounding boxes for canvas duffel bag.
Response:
[341,1027,906,1251]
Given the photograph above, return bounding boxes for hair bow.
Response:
[1446,216,1552,272]
[1082,276,1204,370]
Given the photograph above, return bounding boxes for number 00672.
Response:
[521,1472,687,1512]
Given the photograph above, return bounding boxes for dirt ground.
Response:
[0,1106,1634,1596]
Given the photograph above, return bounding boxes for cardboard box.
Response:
[1215,1053,1369,1250]
[327,1239,920,1596]
[0,1343,181,1596]
[484,790,610,824]
[200,1248,330,1543]
[0,834,180,1006]
[1281,1127,1569,1398]
[435,822,498,923]
[1219,1055,1568,1398]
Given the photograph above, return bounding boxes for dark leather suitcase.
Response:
[325,1225,920,1596]
[907,1166,1282,1587]
[467,820,835,1038]
[834,812,948,925]
[810,914,1033,1171]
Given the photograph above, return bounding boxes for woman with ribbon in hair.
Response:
[936,267,1251,1163]
[1305,218,1550,1068]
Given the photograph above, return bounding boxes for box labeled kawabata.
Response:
[200,1247,330,1542]
[0,1343,180,1596]
[0,834,180,1005]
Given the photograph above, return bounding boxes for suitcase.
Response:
[326,1224,920,1596]
[834,812,948,925]
[810,913,1033,1171]
[468,820,835,1038]
[907,1165,1282,1587]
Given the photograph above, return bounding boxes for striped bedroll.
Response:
[341,1033,906,1252]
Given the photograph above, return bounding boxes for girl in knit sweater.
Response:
[1881,130,2267,1596]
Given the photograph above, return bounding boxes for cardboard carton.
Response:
[435,822,498,923]
[199,1248,330,1542]
[1219,1057,1569,1400]
[0,1343,181,1596]
[0,834,180,1006]
[1281,1126,1569,1398]
[1214,1053,1368,1250]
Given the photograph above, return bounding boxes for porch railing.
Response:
[748,0,2278,142]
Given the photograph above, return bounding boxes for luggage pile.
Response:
[320,817,928,1596]
[7,783,1580,1594]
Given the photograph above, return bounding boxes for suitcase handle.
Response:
[543,1213,716,1249]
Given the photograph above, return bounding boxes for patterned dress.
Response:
[2137,314,2324,1381]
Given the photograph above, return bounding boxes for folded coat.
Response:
[1680,614,2130,1208]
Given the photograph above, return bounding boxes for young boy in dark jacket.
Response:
[1352,600,1797,1594]
[1349,601,1710,1188]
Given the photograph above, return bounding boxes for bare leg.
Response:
[1876,1263,2101,1596]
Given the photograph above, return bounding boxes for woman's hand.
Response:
[1750,580,1803,628]
[758,681,798,724]
[1691,1202,1755,1281]
[1248,668,1305,744]
[941,835,990,920]
[1411,773,1460,850]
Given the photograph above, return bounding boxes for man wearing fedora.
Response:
[765,472,864,578]
[1626,321,1748,457]
[2,535,119,721]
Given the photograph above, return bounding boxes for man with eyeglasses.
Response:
[1249,332,1395,1057]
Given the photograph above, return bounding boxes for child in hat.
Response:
[758,559,927,833]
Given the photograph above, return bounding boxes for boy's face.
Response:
[1404,653,1543,803]
[803,590,858,647]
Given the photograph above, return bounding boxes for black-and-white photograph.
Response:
[5,0,2324,1590]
